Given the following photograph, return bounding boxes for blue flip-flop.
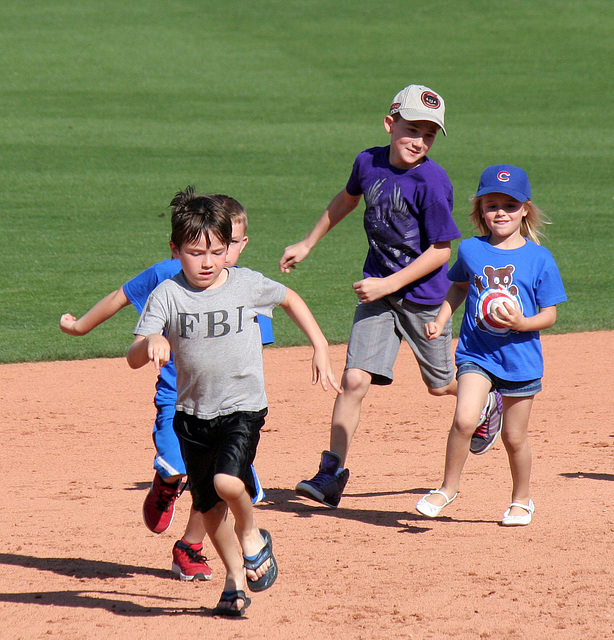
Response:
[243,528,278,592]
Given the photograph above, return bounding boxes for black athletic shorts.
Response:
[173,408,267,514]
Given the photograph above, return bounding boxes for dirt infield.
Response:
[1,332,613,640]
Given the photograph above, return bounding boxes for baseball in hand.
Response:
[488,297,516,324]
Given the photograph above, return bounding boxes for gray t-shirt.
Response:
[134,267,287,419]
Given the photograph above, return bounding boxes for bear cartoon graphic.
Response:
[474,265,522,335]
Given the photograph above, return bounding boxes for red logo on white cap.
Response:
[421,91,441,109]
[497,171,511,182]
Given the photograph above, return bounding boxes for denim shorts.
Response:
[173,408,267,513]
[456,361,541,397]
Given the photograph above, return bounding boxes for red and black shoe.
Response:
[142,473,182,534]
[172,539,212,581]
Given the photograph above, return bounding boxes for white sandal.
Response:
[416,489,457,518]
[501,499,535,526]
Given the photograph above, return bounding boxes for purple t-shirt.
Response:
[346,147,461,305]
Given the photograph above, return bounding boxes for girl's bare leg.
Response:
[500,395,534,516]
[425,373,492,507]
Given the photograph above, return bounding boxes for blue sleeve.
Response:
[535,250,567,308]
[123,259,181,314]
[257,315,275,345]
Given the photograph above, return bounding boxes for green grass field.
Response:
[1,0,612,363]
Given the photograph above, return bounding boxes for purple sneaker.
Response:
[295,451,350,508]
[470,390,503,455]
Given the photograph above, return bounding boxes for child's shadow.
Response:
[560,472,614,482]
[258,487,434,532]
[0,553,170,581]
[0,553,210,616]
[259,487,494,528]
[128,481,153,491]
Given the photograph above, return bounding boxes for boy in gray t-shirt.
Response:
[128,187,340,617]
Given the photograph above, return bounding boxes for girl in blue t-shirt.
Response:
[416,165,566,526]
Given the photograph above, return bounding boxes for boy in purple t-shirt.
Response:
[280,84,503,508]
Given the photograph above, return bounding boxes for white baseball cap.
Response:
[389,84,447,136]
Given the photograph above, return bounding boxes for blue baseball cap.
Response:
[476,165,531,202]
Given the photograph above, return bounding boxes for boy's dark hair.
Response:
[169,186,233,249]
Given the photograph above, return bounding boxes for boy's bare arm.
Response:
[352,241,452,303]
[127,334,171,371]
[279,288,342,394]
[60,287,131,336]
[425,281,468,340]
[280,189,361,273]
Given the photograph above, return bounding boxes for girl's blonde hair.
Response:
[469,195,550,245]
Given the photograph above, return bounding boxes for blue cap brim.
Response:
[476,185,528,202]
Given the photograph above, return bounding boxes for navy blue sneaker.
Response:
[295,451,350,508]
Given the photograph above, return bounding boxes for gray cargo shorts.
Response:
[345,295,454,388]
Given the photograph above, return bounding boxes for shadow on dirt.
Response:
[0,553,170,580]
[257,487,495,528]
[0,586,214,616]
[560,472,614,481]
[0,554,225,616]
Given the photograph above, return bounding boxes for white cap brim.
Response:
[397,108,447,136]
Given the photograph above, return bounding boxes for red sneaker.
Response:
[142,473,181,534]
[172,539,212,581]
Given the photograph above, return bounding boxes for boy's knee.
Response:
[341,369,372,396]
[214,473,246,501]
[427,382,454,398]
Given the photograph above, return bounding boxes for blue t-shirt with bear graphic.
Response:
[449,236,566,381]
